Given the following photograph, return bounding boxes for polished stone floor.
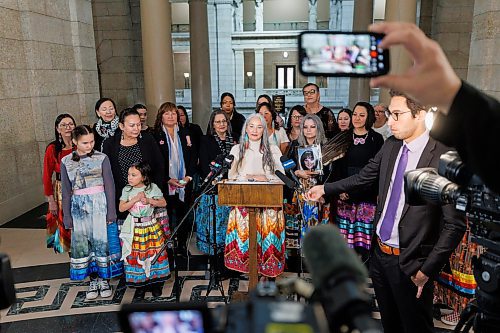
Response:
[0,204,456,333]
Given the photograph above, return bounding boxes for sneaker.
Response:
[86,279,99,300]
[441,311,460,326]
[97,278,112,298]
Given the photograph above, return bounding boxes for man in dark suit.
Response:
[307,91,466,333]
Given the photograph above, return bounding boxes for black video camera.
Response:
[120,282,327,333]
[404,151,500,332]
[404,151,500,250]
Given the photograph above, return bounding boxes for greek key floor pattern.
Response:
[0,204,456,332]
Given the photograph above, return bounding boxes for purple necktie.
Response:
[379,145,409,242]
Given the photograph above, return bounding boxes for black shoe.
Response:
[151,284,163,297]
[135,287,146,300]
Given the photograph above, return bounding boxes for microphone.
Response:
[222,154,235,168]
[280,156,303,191]
[200,154,225,188]
[275,170,297,190]
[201,154,235,192]
[303,225,381,333]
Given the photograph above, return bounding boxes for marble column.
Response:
[189,0,213,129]
[140,0,175,111]
[467,0,499,100]
[255,49,264,92]
[348,0,373,106]
[329,0,354,105]
[214,1,235,95]
[255,0,263,31]
[379,0,417,104]
[308,0,318,30]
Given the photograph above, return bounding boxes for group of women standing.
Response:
[41,89,389,298]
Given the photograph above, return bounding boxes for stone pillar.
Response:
[348,0,373,106]
[234,50,245,100]
[189,0,212,129]
[255,0,263,31]
[467,1,500,100]
[233,0,243,32]
[328,0,354,106]
[213,1,235,96]
[255,49,264,92]
[379,0,417,104]
[308,0,318,30]
[432,0,474,81]
[140,0,175,111]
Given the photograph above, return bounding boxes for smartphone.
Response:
[298,31,390,77]
[119,303,211,333]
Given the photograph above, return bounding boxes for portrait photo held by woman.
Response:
[224,114,286,279]
[284,114,333,257]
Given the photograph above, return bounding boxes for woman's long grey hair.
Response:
[237,113,276,173]
[298,114,327,146]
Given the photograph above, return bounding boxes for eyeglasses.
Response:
[385,110,411,121]
[214,120,228,125]
[291,115,303,120]
[303,89,317,96]
[59,122,75,128]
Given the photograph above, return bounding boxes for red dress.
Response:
[42,144,72,253]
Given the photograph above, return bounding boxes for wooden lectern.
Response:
[218,180,283,291]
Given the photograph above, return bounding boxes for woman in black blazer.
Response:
[102,108,165,221]
[196,111,234,265]
[153,102,198,255]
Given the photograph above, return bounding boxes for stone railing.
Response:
[242,20,329,32]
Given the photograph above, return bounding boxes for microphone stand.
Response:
[293,185,308,276]
[151,168,226,302]
[205,174,227,303]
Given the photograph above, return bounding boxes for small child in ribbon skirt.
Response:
[119,161,170,299]
[61,125,123,300]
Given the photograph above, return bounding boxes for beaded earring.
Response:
[244,133,249,150]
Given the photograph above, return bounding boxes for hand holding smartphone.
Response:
[299,31,390,77]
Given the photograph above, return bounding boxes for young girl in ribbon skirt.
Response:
[119,161,170,299]
[61,125,122,300]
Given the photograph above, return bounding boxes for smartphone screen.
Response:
[299,31,390,77]
[128,310,205,333]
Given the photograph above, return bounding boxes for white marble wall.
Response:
[0,0,98,225]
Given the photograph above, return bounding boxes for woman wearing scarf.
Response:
[92,98,120,151]
[195,110,234,277]
[153,102,198,256]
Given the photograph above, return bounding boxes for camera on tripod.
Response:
[404,151,500,332]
